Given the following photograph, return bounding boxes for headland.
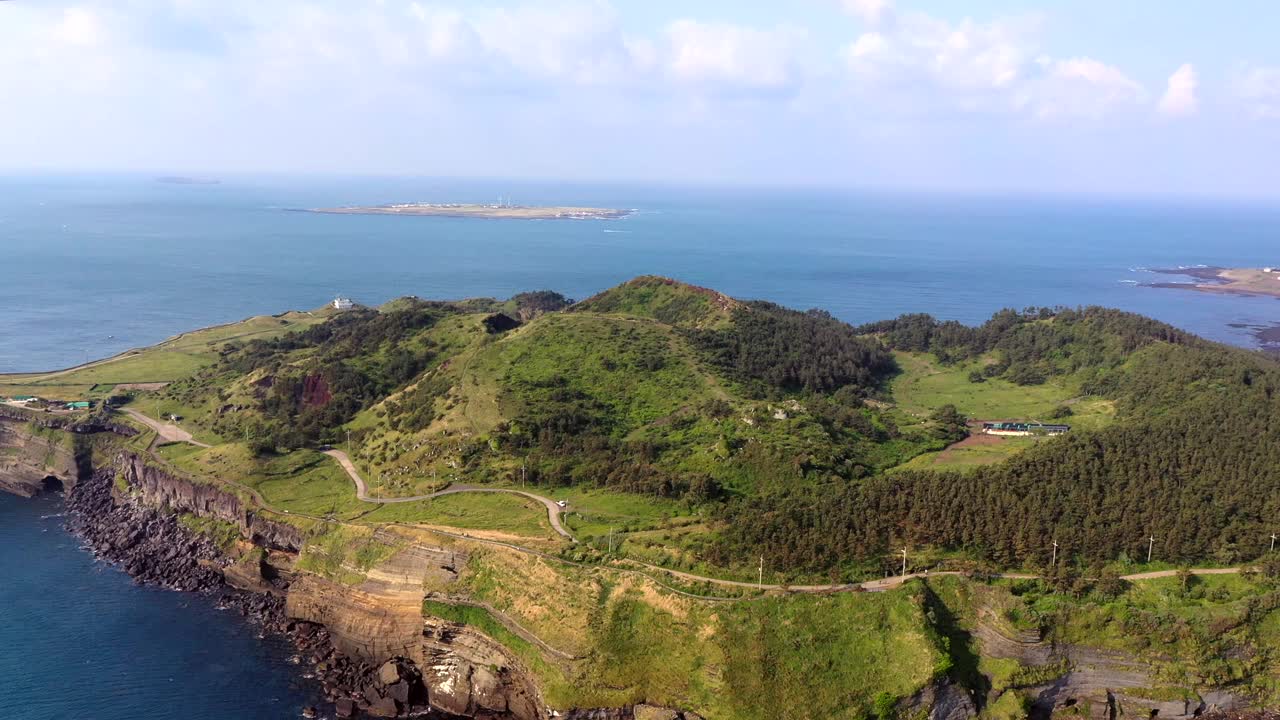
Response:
[1144,266,1280,298]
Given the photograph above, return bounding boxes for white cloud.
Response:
[842,0,893,25]
[841,12,1144,119]
[842,14,1034,93]
[1233,65,1280,119]
[664,20,807,92]
[1157,63,1198,117]
[1021,57,1145,118]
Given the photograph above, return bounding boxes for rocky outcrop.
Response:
[421,616,544,719]
[117,452,303,551]
[287,574,428,665]
[905,679,978,720]
[0,419,79,496]
[0,404,137,436]
[967,592,1249,720]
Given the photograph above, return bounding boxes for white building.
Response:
[333,297,354,310]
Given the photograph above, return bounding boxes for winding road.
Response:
[124,409,1249,598]
[322,449,574,540]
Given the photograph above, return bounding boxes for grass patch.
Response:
[177,513,241,550]
[359,492,557,539]
[295,525,399,585]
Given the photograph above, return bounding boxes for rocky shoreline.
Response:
[62,468,450,719]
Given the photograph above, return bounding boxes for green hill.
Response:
[571,275,739,328]
[136,277,1280,583]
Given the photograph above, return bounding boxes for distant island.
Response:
[156,176,220,185]
[1144,266,1280,298]
[309,202,632,220]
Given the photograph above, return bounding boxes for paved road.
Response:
[322,449,573,540]
[122,408,211,447]
[121,410,1247,597]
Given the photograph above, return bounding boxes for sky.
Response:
[2,0,1280,198]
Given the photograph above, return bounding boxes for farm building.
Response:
[332,297,355,310]
[64,401,92,410]
[981,421,1070,437]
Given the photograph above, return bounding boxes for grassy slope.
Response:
[0,311,328,400]
[447,542,947,718]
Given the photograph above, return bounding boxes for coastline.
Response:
[50,470,448,720]
[1143,266,1280,299]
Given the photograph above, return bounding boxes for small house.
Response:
[65,401,92,410]
[333,297,355,310]
[981,421,1070,437]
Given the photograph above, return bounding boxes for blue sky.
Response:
[2,0,1279,197]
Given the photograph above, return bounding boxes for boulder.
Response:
[634,705,681,720]
[379,660,402,686]
[387,681,411,705]
[334,698,355,718]
[368,696,399,718]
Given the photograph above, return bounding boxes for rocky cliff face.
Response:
[968,592,1247,720]
[117,452,303,552]
[0,404,138,436]
[287,574,428,665]
[0,419,79,497]
[421,616,544,719]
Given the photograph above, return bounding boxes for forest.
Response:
[713,310,1280,574]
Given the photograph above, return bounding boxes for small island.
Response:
[309,202,631,220]
[1144,266,1280,299]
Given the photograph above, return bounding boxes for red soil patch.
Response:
[930,432,1005,465]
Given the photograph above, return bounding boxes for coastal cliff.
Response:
[0,418,80,496]
[116,453,303,552]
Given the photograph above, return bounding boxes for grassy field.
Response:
[891,351,1093,420]
[889,351,1115,470]
[156,443,369,519]
[0,311,327,400]
[358,492,559,540]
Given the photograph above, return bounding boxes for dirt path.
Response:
[122,408,211,448]
[122,411,1247,598]
[323,449,573,541]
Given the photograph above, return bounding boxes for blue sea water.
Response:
[2,174,1280,718]
[2,174,1279,372]
[0,492,324,720]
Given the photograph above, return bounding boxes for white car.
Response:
[556,500,568,508]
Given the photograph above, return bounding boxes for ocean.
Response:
[2,174,1280,719]
[0,492,324,719]
[2,174,1280,372]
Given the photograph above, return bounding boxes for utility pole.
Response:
[346,429,351,452]
[758,556,764,587]
[901,547,908,578]
[1147,535,1156,564]
[521,459,527,489]
[1271,533,1277,552]
[1051,540,1059,568]
[608,527,614,554]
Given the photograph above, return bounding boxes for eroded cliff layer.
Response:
[117,452,303,551]
[0,419,79,497]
